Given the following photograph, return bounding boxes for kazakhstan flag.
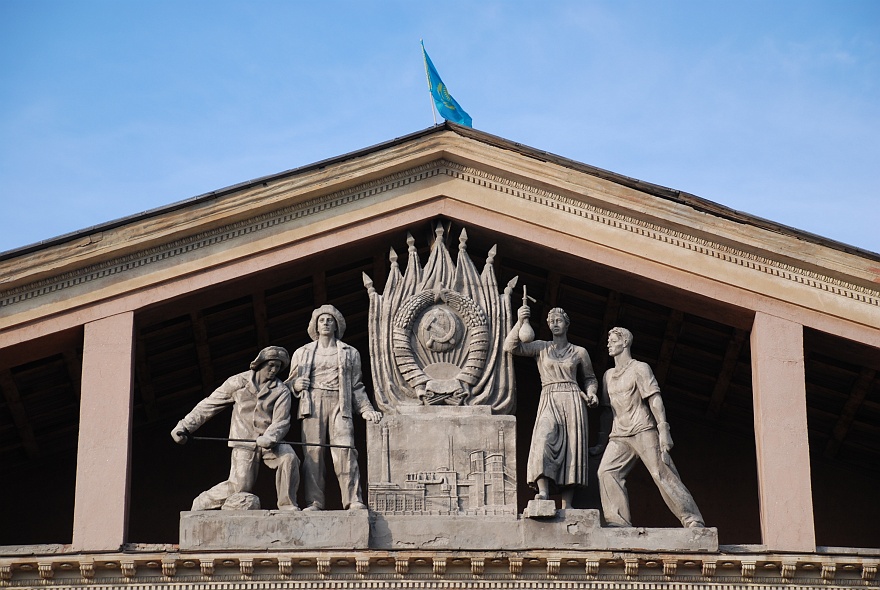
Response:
[421,41,472,127]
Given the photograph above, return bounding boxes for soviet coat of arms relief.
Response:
[363,225,519,517]
[363,224,517,413]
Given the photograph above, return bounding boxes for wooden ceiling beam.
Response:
[0,370,40,459]
[62,349,82,402]
[372,253,388,293]
[253,291,270,349]
[655,309,684,386]
[706,329,748,420]
[190,311,216,397]
[824,367,876,459]
[538,271,562,341]
[592,290,621,379]
[134,332,160,422]
[313,271,327,308]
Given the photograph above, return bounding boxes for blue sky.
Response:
[1,0,878,254]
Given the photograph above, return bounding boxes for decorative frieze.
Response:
[393,557,408,576]
[119,561,136,578]
[238,558,254,576]
[0,550,876,587]
[508,557,523,576]
[78,561,94,580]
[160,559,176,578]
[702,560,717,578]
[316,558,331,576]
[354,557,369,576]
[822,562,837,582]
[200,558,215,576]
[584,559,599,577]
[624,558,639,578]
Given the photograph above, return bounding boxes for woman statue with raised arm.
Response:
[504,305,599,509]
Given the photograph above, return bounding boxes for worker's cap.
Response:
[307,304,346,341]
[249,346,290,373]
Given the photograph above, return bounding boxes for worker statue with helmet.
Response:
[171,345,301,511]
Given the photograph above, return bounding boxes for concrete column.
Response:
[72,312,135,551]
[750,312,815,551]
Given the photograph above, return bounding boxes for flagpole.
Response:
[420,39,438,125]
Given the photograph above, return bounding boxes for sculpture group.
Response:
[172,306,381,512]
[171,224,705,530]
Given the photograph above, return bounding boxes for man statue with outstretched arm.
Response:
[593,327,705,528]
[287,305,382,511]
[171,346,301,511]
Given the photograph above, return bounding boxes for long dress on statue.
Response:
[511,340,597,489]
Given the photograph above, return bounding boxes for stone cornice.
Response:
[0,548,876,588]
[441,161,880,307]
[0,163,443,313]
[1,160,878,320]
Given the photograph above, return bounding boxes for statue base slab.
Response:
[179,510,370,550]
[524,499,557,518]
[180,509,718,552]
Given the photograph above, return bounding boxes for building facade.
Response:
[0,123,878,588]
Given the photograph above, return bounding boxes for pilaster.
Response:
[72,312,135,550]
[750,312,815,551]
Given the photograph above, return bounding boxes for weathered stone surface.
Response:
[180,509,717,552]
[520,509,602,549]
[179,510,370,550]
[370,514,521,550]
[523,499,557,518]
[598,522,719,552]
[221,492,260,510]
[367,407,517,516]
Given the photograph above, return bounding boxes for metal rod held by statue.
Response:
[187,435,356,450]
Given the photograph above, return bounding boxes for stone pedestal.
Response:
[524,499,557,518]
[180,509,718,552]
[179,510,370,550]
[370,514,522,550]
[366,406,517,516]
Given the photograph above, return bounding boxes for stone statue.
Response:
[504,305,598,509]
[286,305,382,511]
[592,327,705,528]
[171,346,301,511]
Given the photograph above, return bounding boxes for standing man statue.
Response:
[287,305,382,511]
[592,327,705,528]
[171,346,300,511]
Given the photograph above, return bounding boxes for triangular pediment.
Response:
[1,124,879,553]
[1,124,877,346]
